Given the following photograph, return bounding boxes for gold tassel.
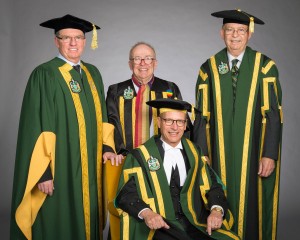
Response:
[91,24,98,50]
[249,17,254,33]
[237,9,255,33]
[191,105,195,121]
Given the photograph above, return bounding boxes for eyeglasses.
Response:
[224,27,248,35]
[130,56,155,65]
[161,118,187,127]
[56,35,86,43]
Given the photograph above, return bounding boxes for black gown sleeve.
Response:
[262,85,281,160]
[106,84,127,154]
[115,176,150,220]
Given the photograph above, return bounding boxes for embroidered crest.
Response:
[69,79,81,93]
[148,156,160,171]
[123,86,134,99]
[218,61,229,74]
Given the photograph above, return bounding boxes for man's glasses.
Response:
[56,35,86,43]
[130,56,155,65]
[224,27,248,35]
[161,118,187,127]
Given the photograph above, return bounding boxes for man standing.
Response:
[105,42,187,239]
[194,9,283,240]
[115,98,239,240]
[10,14,116,240]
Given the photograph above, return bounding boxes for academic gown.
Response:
[194,46,283,240]
[106,76,186,153]
[10,57,115,240]
[115,136,239,240]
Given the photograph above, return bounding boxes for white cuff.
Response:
[210,205,224,216]
[138,208,150,219]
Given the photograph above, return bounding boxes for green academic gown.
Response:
[115,136,239,240]
[194,47,283,240]
[10,57,115,240]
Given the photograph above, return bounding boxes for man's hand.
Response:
[103,152,124,166]
[206,209,223,235]
[38,180,54,196]
[140,209,170,230]
[258,157,275,177]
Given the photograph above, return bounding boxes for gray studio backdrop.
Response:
[1,0,299,239]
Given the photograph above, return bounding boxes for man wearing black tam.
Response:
[114,98,239,240]
[193,9,283,240]
[10,14,119,240]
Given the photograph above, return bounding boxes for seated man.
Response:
[114,98,239,240]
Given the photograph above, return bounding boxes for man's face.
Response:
[129,44,157,84]
[220,23,252,57]
[55,28,86,64]
[158,111,187,147]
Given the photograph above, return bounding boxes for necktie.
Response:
[134,84,150,147]
[73,65,81,74]
[231,59,239,106]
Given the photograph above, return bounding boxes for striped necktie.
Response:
[231,59,239,107]
[73,65,81,74]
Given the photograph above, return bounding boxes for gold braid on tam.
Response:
[91,24,98,50]
[159,108,187,114]
[237,9,255,33]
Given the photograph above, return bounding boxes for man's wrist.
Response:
[210,205,224,216]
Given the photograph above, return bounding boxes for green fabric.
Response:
[115,136,239,240]
[10,57,108,240]
[195,47,283,239]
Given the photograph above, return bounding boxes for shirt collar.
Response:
[58,53,81,67]
[161,138,183,151]
[227,51,245,64]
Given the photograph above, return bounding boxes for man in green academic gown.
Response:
[193,9,283,240]
[10,14,118,240]
[115,98,239,240]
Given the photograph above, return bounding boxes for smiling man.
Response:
[115,98,239,240]
[10,14,117,240]
[193,9,283,240]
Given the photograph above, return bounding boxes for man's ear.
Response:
[220,28,225,41]
[157,116,161,129]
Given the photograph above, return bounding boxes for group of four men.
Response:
[10,8,282,240]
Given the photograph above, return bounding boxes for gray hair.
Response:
[129,41,156,59]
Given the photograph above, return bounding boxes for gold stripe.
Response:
[151,91,158,135]
[198,84,210,120]
[122,213,129,240]
[261,77,276,115]
[186,140,203,226]
[123,167,156,210]
[119,97,126,146]
[139,145,166,217]
[210,56,227,186]
[123,167,156,239]
[132,97,136,146]
[199,156,210,205]
[199,69,208,81]
[272,148,281,240]
[81,65,104,236]
[262,60,275,75]
[238,52,261,238]
[59,64,90,240]
[198,84,212,161]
